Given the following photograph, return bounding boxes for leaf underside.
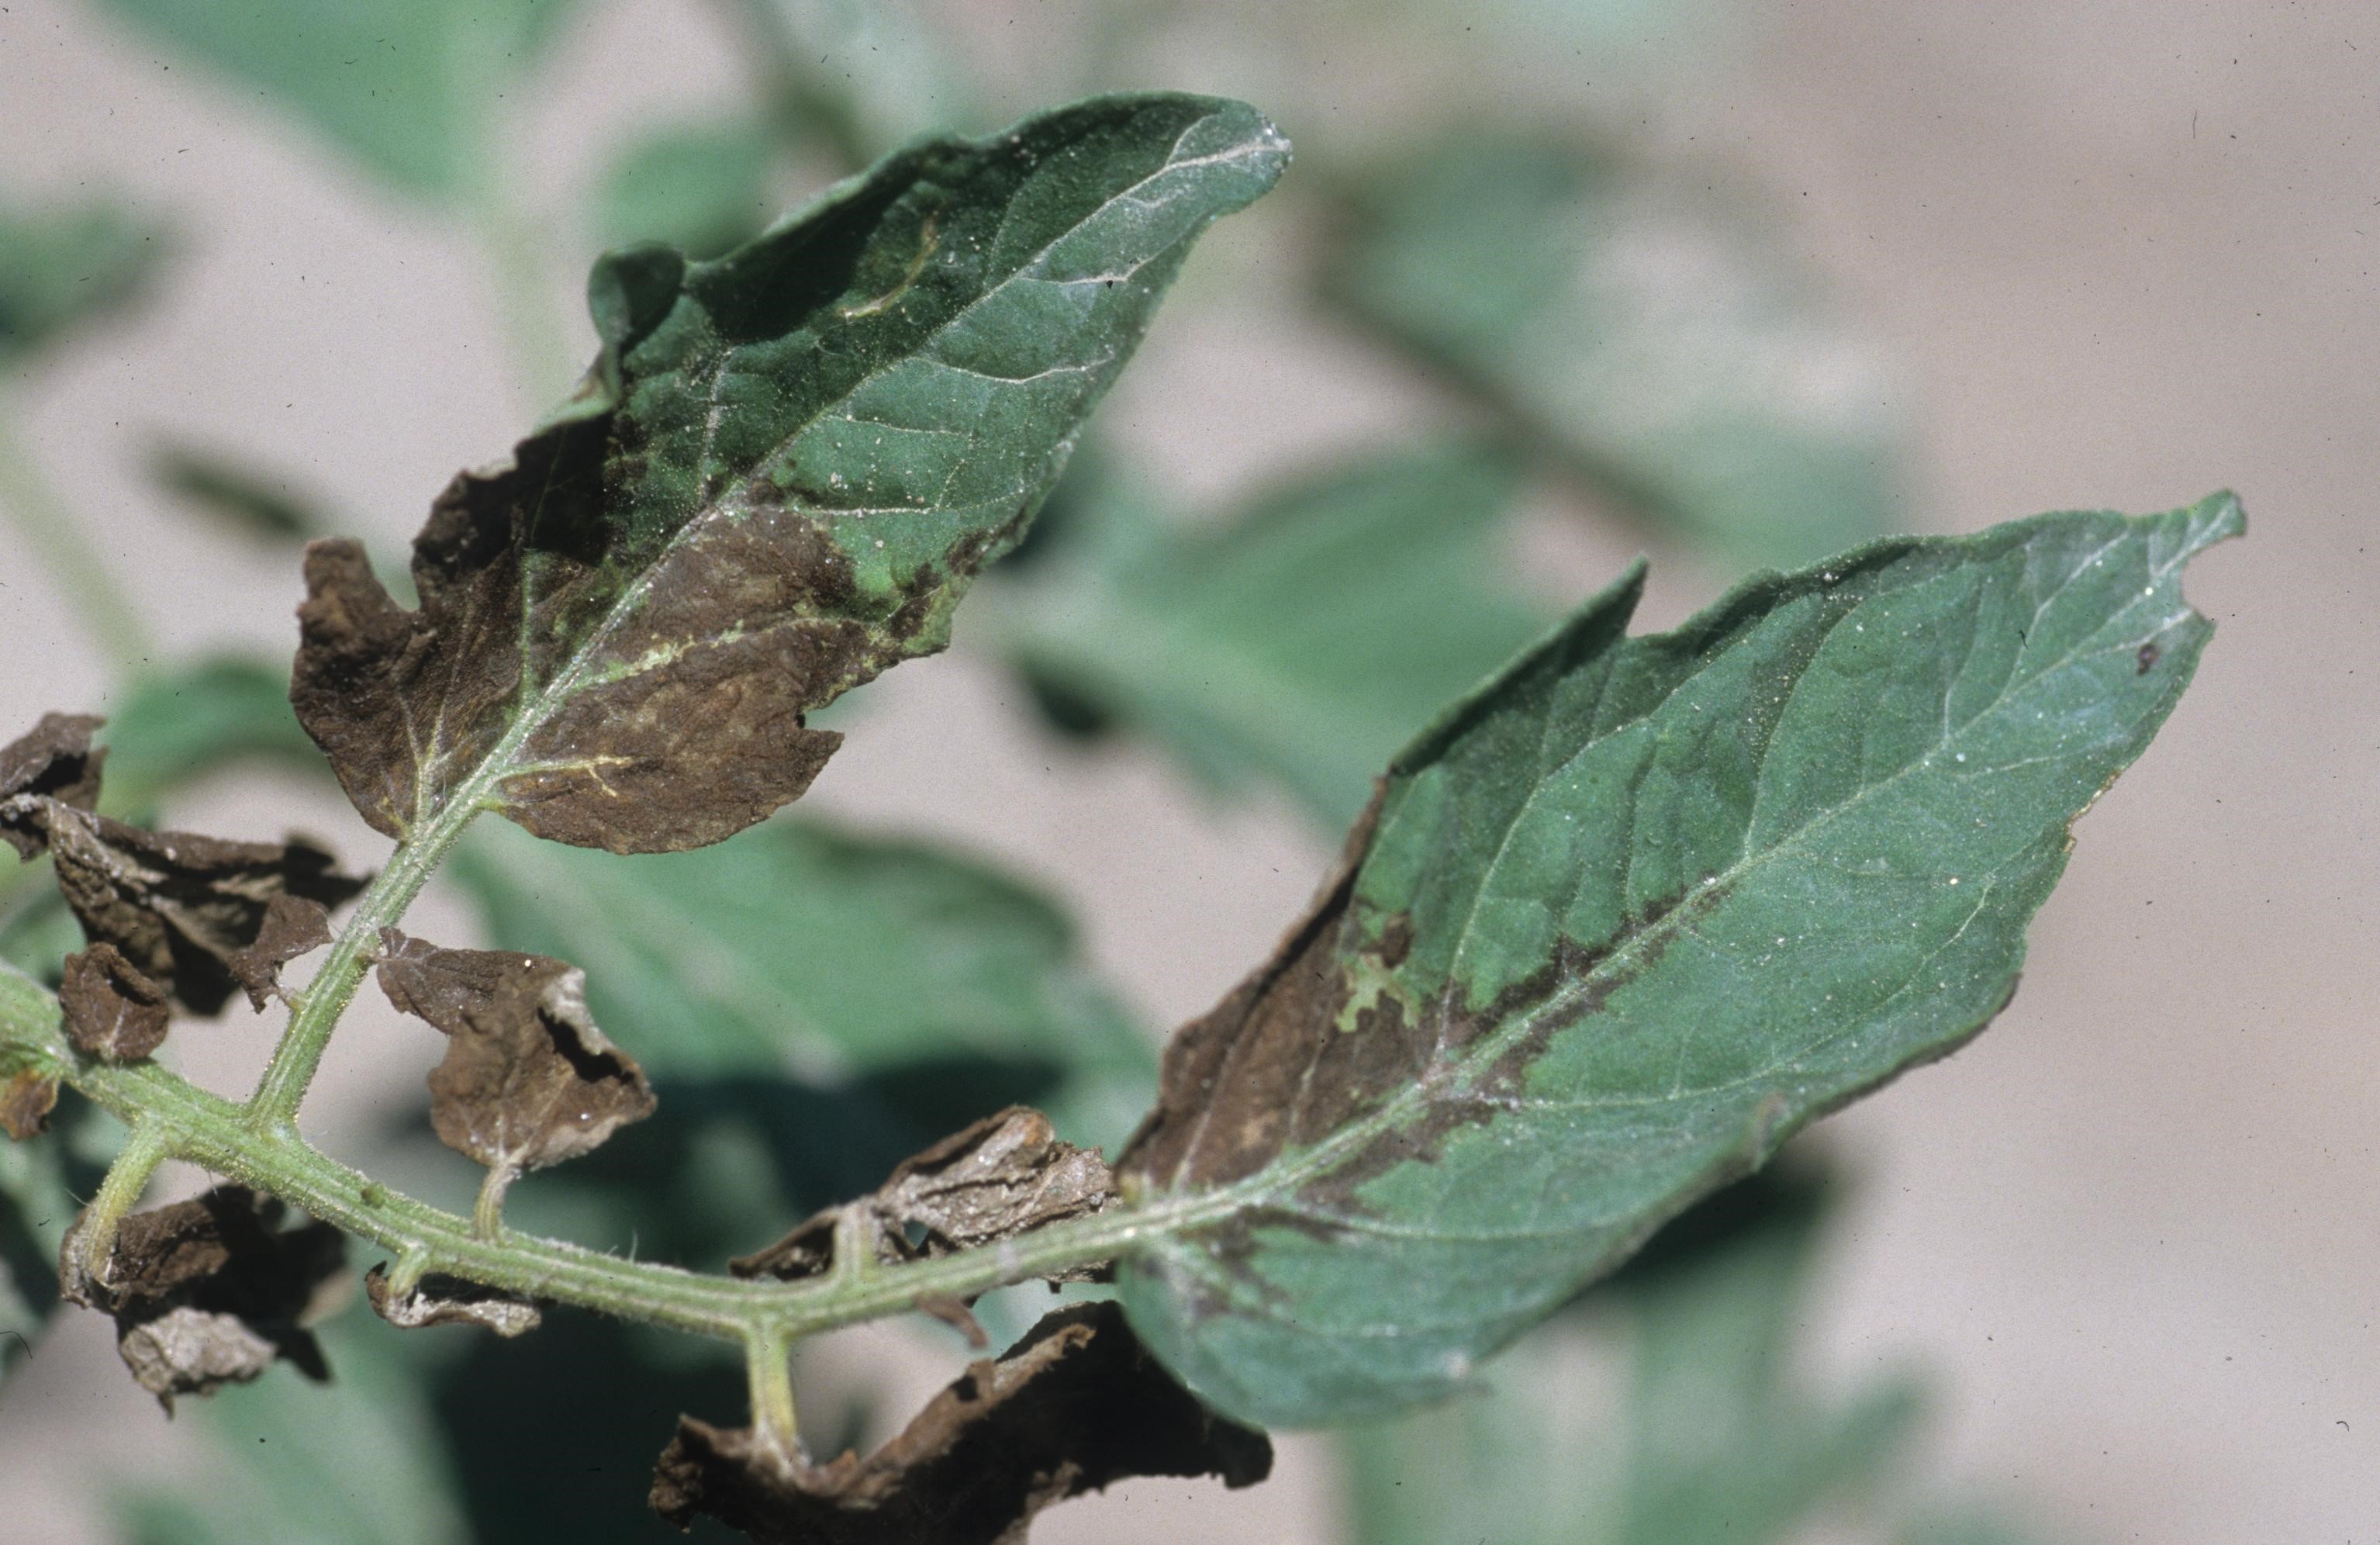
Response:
[1117,495,2241,1428]
[1337,137,1906,572]
[292,92,1287,855]
[1009,443,1551,829]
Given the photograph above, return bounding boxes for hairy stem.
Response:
[472,1164,515,1242]
[74,1118,169,1285]
[0,411,158,677]
[746,1321,800,1455]
[243,794,479,1128]
[2,961,1205,1348]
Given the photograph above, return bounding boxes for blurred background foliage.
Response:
[0,0,2066,1541]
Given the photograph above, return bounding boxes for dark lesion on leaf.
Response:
[1119,781,1728,1220]
[374,929,656,1214]
[1118,795,1421,1195]
[59,1184,346,1409]
[732,1107,1114,1286]
[363,1262,541,1338]
[650,1301,1271,1545]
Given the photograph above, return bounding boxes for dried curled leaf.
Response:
[733,1107,1114,1284]
[650,1301,1270,1544]
[37,807,364,1015]
[291,94,1286,857]
[60,1184,346,1408]
[2,1060,60,1141]
[226,893,333,1011]
[375,929,656,1180]
[60,942,171,1060]
[363,1263,541,1337]
[0,712,105,855]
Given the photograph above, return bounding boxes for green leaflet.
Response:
[1340,1170,1919,1545]
[0,191,167,365]
[291,94,1289,855]
[592,121,779,261]
[1006,444,1552,830]
[149,443,327,544]
[0,1108,78,1380]
[1116,495,2242,1427]
[100,657,323,814]
[92,0,575,201]
[448,815,1155,1156]
[1336,137,1905,572]
[731,0,983,166]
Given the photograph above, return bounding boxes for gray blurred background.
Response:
[0,0,2372,1540]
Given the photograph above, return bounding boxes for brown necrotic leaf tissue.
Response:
[59,1184,346,1409]
[60,942,171,1061]
[732,1107,1115,1284]
[0,711,105,831]
[226,893,333,1011]
[375,929,655,1187]
[1,709,365,1014]
[650,1301,1270,1545]
[363,1263,541,1337]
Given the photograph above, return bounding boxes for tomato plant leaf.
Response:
[1336,137,1907,572]
[0,192,166,365]
[292,93,1287,855]
[98,658,328,816]
[15,802,365,1014]
[649,1301,1270,1544]
[593,120,778,261]
[1006,444,1552,829]
[91,0,578,201]
[149,441,327,543]
[226,895,333,1011]
[363,1263,541,1338]
[374,930,657,1187]
[60,1184,346,1408]
[59,942,171,1061]
[1342,1168,1921,1545]
[1114,495,2241,1426]
[732,0,981,165]
[113,1313,475,1545]
[0,713,107,836]
[447,815,1156,1152]
[734,1106,1114,1284]
[0,1059,58,1142]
